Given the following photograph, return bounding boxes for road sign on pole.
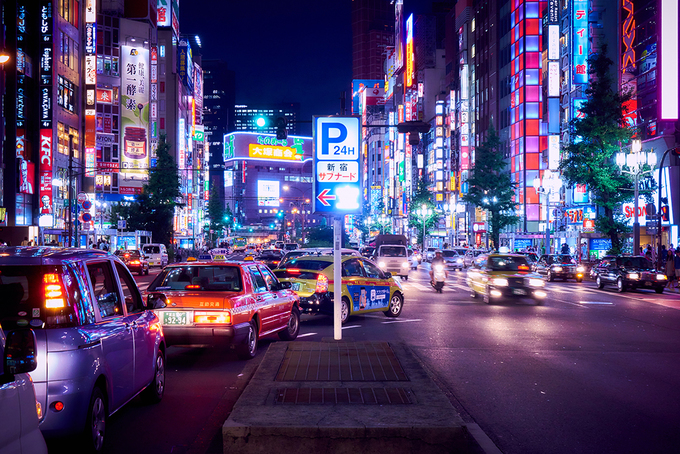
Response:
[313,116,362,214]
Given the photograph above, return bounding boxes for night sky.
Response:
[180,0,353,135]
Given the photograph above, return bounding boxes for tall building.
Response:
[352,0,394,80]
[234,103,300,136]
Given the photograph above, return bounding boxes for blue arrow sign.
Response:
[313,116,362,214]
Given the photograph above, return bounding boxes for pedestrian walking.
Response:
[666,250,676,289]
[675,250,680,292]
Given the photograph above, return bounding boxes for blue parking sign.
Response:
[313,117,362,214]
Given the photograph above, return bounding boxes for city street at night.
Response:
[46,261,680,454]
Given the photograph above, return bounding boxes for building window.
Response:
[57,76,77,113]
[58,0,79,28]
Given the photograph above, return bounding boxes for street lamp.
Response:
[616,139,656,255]
[481,196,498,249]
[533,170,563,255]
[416,205,432,251]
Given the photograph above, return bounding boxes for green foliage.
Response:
[305,226,350,248]
[108,134,181,247]
[559,45,634,254]
[207,187,226,233]
[461,123,517,249]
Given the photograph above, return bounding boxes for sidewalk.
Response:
[222,340,487,454]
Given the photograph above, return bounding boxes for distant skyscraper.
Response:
[234,103,300,135]
[351,0,394,80]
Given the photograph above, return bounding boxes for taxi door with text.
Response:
[358,259,392,311]
[341,258,368,313]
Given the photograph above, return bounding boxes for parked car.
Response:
[141,243,169,268]
[516,251,540,270]
[273,255,404,324]
[256,249,285,269]
[0,324,48,454]
[424,247,438,262]
[0,247,166,451]
[534,254,585,282]
[466,253,547,305]
[144,260,300,357]
[114,249,150,275]
[591,256,668,293]
[442,249,464,271]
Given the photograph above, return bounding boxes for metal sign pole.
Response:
[333,216,342,340]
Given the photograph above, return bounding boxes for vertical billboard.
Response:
[573,0,588,85]
[659,0,679,120]
[405,14,414,88]
[121,45,150,174]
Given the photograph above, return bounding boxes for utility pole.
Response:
[68,134,74,247]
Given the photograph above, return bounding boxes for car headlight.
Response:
[401,262,409,268]
[491,278,509,286]
[576,266,585,272]
[627,273,639,280]
[457,258,463,263]
[553,266,563,272]
[657,274,668,280]
[379,261,386,268]
[529,278,545,287]
[435,264,444,272]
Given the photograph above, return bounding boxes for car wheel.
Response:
[547,271,554,282]
[145,267,150,275]
[385,293,403,317]
[142,348,165,404]
[616,278,625,293]
[655,287,664,294]
[84,386,107,452]
[596,276,604,289]
[576,277,583,283]
[341,297,350,324]
[278,307,300,341]
[402,275,408,281]
[236,320,258,360]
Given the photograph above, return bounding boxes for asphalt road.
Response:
[48,259,680,454]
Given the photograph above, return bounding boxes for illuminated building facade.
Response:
[234,104,300,136]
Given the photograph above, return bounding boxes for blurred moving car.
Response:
[0,247,166,451]
[257,249,285,269]
[424,247,438,262]
[463,249,485,268]
[591,256,667,293]
[0,324,48,454]
[144,260,300,357]
[360,246,375,258]
[408,250,419,270]
[466,253,547,305]
[114,249,150,275]
[141,243,168,268]
[284,243,299,251]
[534,254,584,282]
[442,249,464,271]
[273,255,404,324]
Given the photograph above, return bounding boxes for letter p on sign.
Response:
[321,122,347,156]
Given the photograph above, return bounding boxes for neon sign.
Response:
[405,14,414,88]
[621,0,635,73]
[573,0,588,84]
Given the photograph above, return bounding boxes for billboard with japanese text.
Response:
[121,45,149,174]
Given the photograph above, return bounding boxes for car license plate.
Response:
[645,281,652,286]
[291,282,301,291]
[513,289,527,295]
[163,311,187,325]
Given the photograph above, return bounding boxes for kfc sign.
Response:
[39,129,53,214]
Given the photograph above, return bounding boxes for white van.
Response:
[374,244,410,280]
[141,243,168,267]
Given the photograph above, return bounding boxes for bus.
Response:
[232,237,248,252]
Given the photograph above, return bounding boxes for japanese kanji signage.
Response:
[121,45,149,174]
[313,116,362,214]
[573,0,588,85]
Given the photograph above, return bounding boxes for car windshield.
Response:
[150,265,242,292]
[547,255,574,264]
[487,256,531,271]
[278,259,331,271]
[380,246,406,257]
[427,248,436,252]
[617,257,653,269]
[143,245,160,254]
[259,250,283,258]
[442,250,458,257]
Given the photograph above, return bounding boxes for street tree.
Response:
[461,123,517,250]
[559,45,634,254]
[109,134,181,246]
[207,187,226,234]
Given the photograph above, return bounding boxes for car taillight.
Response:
[315,274,329,293]
[194,311,231,324]
[44,273,66,308]
[130,260,140,265]
[185,284,201,289]
[287,268,301,273]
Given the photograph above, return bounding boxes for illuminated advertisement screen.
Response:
[39,129,53,215]
[223,132,312,163]
[573,0,588,85]
[121,45,149,174]
[257,180,280,207]
[660,0,679,120]
[405,14,414,88]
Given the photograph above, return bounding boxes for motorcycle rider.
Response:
[429,250,448,284]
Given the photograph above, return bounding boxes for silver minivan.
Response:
[0,247,166,451]
[0,325,48,454]
[141,243,168,267]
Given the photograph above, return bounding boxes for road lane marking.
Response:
[382,318,422,324]
[341,325,362,330]
[297,332,318,338]
[577,301,614,305]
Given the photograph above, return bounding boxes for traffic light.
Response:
[255,117,267,128]
[277,211,283,218]
[276,117,287,140]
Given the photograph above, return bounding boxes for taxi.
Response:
[272,255,404,324]
[144,260,300,359]
[466,253,547,305]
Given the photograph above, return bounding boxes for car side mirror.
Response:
[279,281,292,290]
[146,293,167,309]
[3,329,38,380]
[383,271,392,278]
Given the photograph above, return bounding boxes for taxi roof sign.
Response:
[313,116,362,214]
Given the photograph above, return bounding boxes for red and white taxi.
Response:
[144,260,300,359]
